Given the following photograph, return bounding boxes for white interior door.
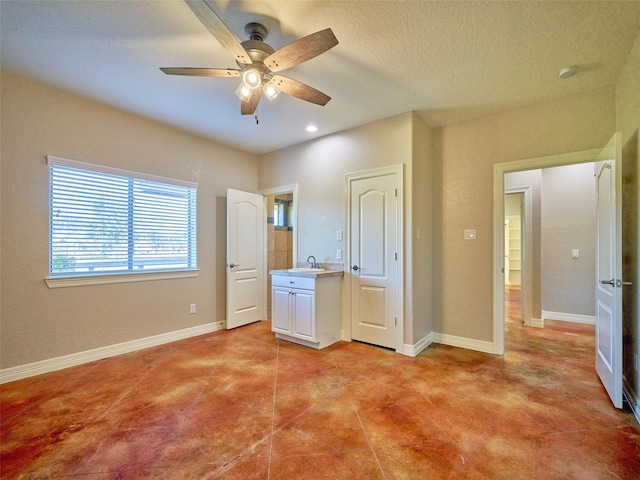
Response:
[595,132,623,408]
[226,188,265,329]
[349,172,398,349]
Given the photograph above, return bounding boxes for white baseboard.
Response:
[0,321,225,384]
[623,378,640,424]
[542,310,595,325]
[432,332,494,354]
[403,332,433,357]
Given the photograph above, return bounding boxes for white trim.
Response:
[45,269,199,288]
[542,310,596,325]
[46,155,198,189]
[403,332,433,357]
[623,379,640,424]
[531,317,544,328]
[505,186,532,326]
[493,148,601,355]
[433,332,495,354]
[0,321,224,384]
[344,164,404,353]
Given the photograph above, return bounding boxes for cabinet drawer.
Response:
[271,275,315,290]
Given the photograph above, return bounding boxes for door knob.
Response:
[229,263,240,269]
[600,279,615,286]
[352,265,359,271]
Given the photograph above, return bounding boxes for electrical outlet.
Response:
[464,229,476,240]
[337,249,342,260]
[189,303,196,314]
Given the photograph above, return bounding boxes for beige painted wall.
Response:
[259,113,413,265]
[258,112,428,344]
[0,71,259,369]
[541,163,596,316]
[433,86,616,342]
[410,114,433,342]
[616,30,640,408]
[616,30,640,148]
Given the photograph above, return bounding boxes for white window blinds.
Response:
[47,156,197,277]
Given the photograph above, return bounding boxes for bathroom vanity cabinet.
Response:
[270,270,343,349]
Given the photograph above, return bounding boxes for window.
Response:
[47,156,197,282]
[273,197,292,229]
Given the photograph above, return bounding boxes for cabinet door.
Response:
[272,287,292,334]
[293,290,315,341]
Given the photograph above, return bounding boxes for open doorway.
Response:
[502,163,597,346]
[493,148,601,355]
[259,184,298,320]
[505,192,524,329]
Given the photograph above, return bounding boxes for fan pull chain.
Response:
[254,113,259,125]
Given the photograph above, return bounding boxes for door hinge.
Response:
[395,252,397,261]
[395,317,397,326]
[394,188,397,197]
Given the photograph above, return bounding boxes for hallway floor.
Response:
[2,288,639,479]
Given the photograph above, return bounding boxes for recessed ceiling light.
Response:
[306,125,318,132]
[558,66,577,79]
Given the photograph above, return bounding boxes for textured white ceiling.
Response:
[2,0,639,154]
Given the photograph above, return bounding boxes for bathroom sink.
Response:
[287,268,325,273]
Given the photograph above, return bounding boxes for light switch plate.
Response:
[572,249,579,258]
[337,230,343,241]
[464,229,476,240]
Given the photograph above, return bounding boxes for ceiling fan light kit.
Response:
[242,69,262,89]
[161,0,338,118]
[263,80,281,101]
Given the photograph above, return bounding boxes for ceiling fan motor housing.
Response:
[244,22,268,42]
[238,24,275,81]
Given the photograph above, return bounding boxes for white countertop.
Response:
[269,269,344,278]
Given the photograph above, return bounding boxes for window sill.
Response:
[45,269,199,289]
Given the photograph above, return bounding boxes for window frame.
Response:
[45,156,199,288]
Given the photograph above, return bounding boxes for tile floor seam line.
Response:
[95,362,162,421]
[348,397,388,480]
[267,339,280,480]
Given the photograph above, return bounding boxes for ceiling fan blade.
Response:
[271,75,331,106]
[185,0,252,65]
[241,88,261,115]
[160,67,241,77]
[264,28,338,72]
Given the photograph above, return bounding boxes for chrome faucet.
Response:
[307,255,318,269]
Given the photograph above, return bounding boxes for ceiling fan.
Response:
[161,0,339,116]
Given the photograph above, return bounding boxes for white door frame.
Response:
[493,149,600,354]
[505,187,533,326]
[344,164,404,353]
